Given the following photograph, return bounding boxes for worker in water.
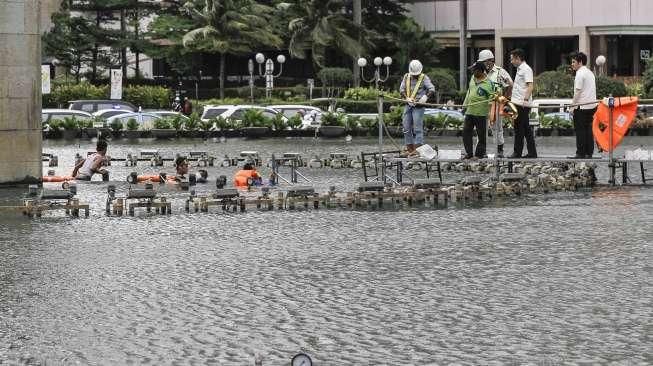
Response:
[234,162,262,188]
[174,156,190,180]
[72,139,109,181]
[399,59,435,157]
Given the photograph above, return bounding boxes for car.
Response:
[147,111,189,120]
[93,108,136,120]
[68,100,137,113]
[542,112,572,121]
[424,108,464,120]
[106,112,162,130]
[530,98,573,126]
[200,105,287,125]
[268,105,324,129]
[42,109,94,124]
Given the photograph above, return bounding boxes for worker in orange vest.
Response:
[233,163,262,188]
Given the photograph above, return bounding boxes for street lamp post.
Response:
[358,56,392,182]
[253,53,286,100]
[248,59,255,102]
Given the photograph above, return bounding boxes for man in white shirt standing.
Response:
[570,51,598,158]
[508,48,537,158]
[478,49,513,157]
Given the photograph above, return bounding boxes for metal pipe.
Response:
[459,0,467,91]
[377,94,385,183]
[608,96,615,185]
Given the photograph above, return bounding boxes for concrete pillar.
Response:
[0,0,54,185]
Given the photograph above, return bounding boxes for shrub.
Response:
[596,76,627,98]
[184,113,200,131]
[153,118,172,129]
[123,85,171,109]
[110,119,123,132]
[320,112,346,127]
[126,118,139,131]
[383,107,404,127]
[427,68,458,102]
[534,71,574,98]
[240,109,270,128]
[170,115,184,131]
[424,113,447,130]
[61,116,79,130]
[270,113,286,131]
[626,82,644,97]
[287,115,302,129]
[199,119,214,132]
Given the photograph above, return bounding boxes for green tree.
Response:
[42,12,96,82]
[181,0,282,99]
[288,0,374,69]
[391,19,440,72]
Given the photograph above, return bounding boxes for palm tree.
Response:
[182,0,282,99]
[288,0,373,69]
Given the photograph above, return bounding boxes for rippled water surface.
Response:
[1,136,652,365]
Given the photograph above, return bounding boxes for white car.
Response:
[268,105,323,129]
[93,108,135,120]
[201,105,283,121]
[106,112,162,130]
[147,111,189,120]
[42,109,93,124]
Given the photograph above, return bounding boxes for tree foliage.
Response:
[288,0,374,68]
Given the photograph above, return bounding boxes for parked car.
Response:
[68,100,137,113]
[542,112,572,121]
[200,105,286,124]
[42,109,93,124]
[424,108,464,120]
[147,111,189,120]
[106,112,162,130]
[269,105,323,129]
[93,108,135,120]
[531,98,572,126]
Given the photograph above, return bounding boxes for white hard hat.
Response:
[409,60,423,76]
[477,49,494,62]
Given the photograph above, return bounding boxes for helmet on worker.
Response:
[477,49,495,62]
[408,60,423,76]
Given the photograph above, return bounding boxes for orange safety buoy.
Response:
[592,96,638,152]
[42,175,75,182]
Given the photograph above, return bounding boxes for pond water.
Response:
[1,135,652,365]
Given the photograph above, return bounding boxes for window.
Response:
[281,109,300,118]
[262,110,279,119]
[203,108,228,119]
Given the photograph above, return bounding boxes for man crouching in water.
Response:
[174,156,190,181]
[72,139,109,181]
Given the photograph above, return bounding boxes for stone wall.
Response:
[0,0,59,185]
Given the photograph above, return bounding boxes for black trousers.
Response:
[573,108,597,157]
[463,115,487,157]
[513,105,537,157]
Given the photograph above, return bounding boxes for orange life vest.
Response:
[592,96,638,152]
[234,169,259,187]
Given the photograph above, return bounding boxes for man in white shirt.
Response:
[478,49,513,157]
[570,51,598,158]
[509,48,537,158]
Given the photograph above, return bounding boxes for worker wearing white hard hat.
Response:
[399,60,435,157]
[478,49,513,157]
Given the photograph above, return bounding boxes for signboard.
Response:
[110,69,123,100]
[265,74,273,89]
[640,50,650,60]
[41,65,51,94]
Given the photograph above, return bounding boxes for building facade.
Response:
[408,0,653,76]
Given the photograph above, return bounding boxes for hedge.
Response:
[43,82,172,109]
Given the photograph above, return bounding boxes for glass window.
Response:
[80,105,94,112]
[203,108,228,119]
[141,115,158,123]
[281,109,300,118]
[262,110,278,119]
[229,110,244,119]
[42,113,49,123]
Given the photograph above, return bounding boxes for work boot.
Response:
[400,144,414,157]
[497,144,504,158]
